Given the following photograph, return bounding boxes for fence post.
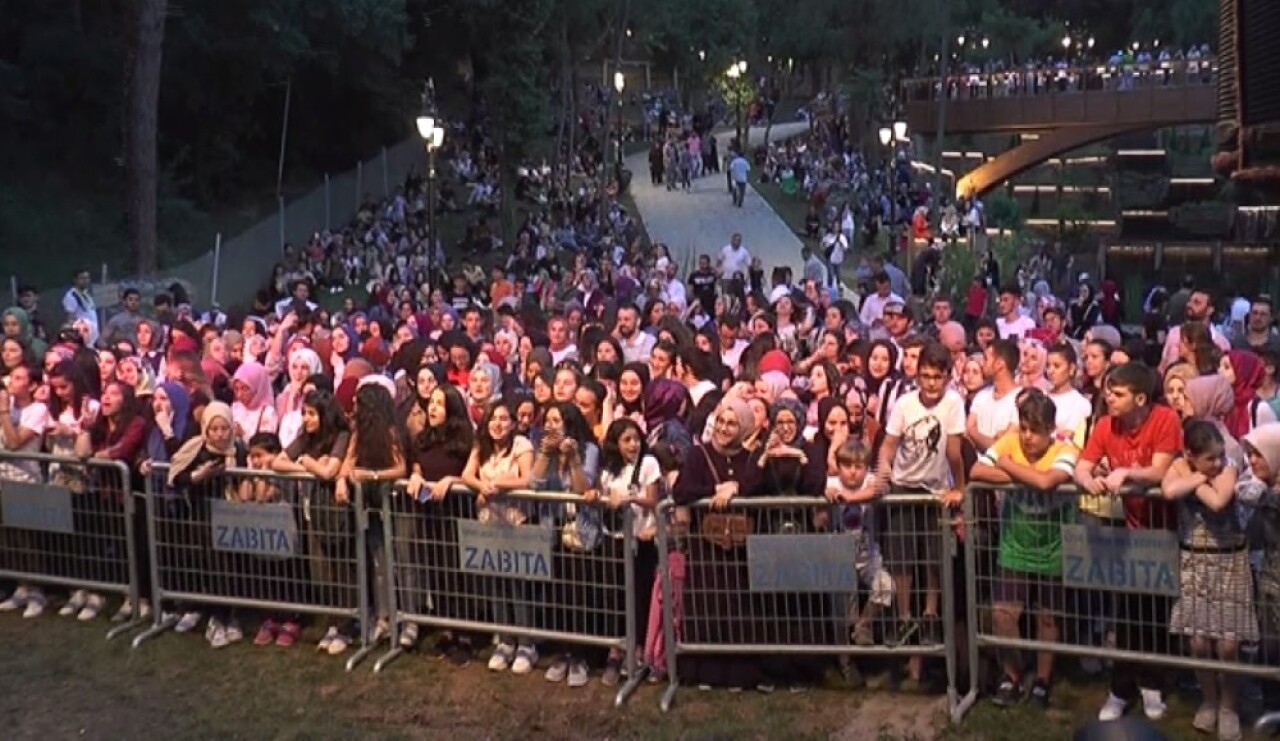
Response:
[210,232,222,307]
[278,195,286,256]
[356,160,364,211]
[9,275,16,305]
[382,147,390,198]
[325,173,331,230]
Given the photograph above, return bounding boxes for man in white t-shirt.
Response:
[62,268,99,347]
[995,285,1036,339]
[718,315,749,370]
[967,339,1021,451]
[859,271,903,330]
[614,303,656,364]
[718,233,751,283]
[547,316,578,365]
[875,343,966,672]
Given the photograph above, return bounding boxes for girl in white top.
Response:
[588,418,662,683]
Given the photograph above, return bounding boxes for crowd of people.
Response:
[1,79,1277,738]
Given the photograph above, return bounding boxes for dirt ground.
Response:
[0,615,1231,740]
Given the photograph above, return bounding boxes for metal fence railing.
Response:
[0,451,141,640]
[953,483,1280,724]
[131,465,376,671]
[654,494,962,715]
[372,482,644,707]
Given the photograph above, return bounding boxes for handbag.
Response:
[696,446,749,550]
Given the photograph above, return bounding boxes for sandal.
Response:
[275,620,301,648]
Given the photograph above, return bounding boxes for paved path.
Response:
[625,121,811,282]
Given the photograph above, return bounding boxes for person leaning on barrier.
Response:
[873,341,966,687]
[1073,362,1182,723]
[970,388,1078,710]
[1235,424,1280,732]
[0,363,53,617]
[1161,419,1254,741]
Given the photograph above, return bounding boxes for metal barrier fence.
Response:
[954,483,1280,723]
[132,465,376,671]
[655,494,961,714]
[0,451,141,640]
[373,483,643,706]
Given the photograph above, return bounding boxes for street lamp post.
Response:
[614,71,626,175]
[416,79,445,298]
[726,60,747,153]
[878,119,909,254]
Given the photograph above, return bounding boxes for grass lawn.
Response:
[0,613,1246,740]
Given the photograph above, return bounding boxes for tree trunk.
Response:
[123,0,167,276]
[552,16,570,178]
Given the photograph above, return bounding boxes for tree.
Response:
[123,0,167,275]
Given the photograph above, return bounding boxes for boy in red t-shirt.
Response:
[1074,362,1182,723]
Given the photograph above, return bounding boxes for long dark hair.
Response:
[548,401,592,446]
[418,385,474,458]
[475,399,517,463]
[600,418,646,477]
[296,390,347,459]
[352,384,398,470]
[90,381,140,449]
[46,359,91,420]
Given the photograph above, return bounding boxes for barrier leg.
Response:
[373,493,404,674]
[616,664,649,708]
[106,616,146,642]
[614,524,640,708]
[131,612,179,648]
[952,494,982,722]
[345,495,378,672]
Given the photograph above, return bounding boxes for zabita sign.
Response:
[209,500,299,558]
[1060,524,1180,597]
[456,519,554,581]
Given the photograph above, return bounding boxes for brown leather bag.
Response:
[696,446,749,550]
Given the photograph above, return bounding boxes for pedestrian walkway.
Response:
[624,121,811,283]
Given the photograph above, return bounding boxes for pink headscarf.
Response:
[1225,349,1264,439]
[232,361,274,411]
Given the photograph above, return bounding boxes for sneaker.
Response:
[59,590,89,617]
[886,618,919,648]
[545,657,569,683]
[697,684,712,692]
[1140,688,1167,720]
[567,660,589,688]
[0,586,30,612]
[756,684,776,694]
[488,642,515,671]
[317,626,339,653]
[447,642,474,667]
[327,630,351,656]
[276,621,300,648]
[208,625,229,649]
[22,590,46,618]
[1193,703,1217,734]
[224,620,244,644]
[370,618,390,644]
[839,657,866,689]
[852,622,875,647]
[138,600,152,620]
[76,593,106,622]
[601,656,622,688]
[1218,709,1242,741]
[511,645,539,675]
[992,676,1023,707]
[175,611,203,634]
[112,599,134,623]
[1098,693,1129,722]
[1029,680,1051,710]
[254,619,280,646]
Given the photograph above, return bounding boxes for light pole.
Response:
[614,71,626,174]
[416,79,445,298]
[878,120,908,253]
[726,59,747,152]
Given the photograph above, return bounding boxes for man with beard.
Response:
[1159,288,1230,373]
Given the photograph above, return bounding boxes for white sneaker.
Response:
[76,593,106,622]
[317,626,339,653]
[59,590,89,617]
[225,620,244,644]
[205,618,225,647]
[1139,688,1166,720]
[1098,693,1129,721]
[510,644,538,675]
[137,600,152,621]
[175,611,203,633]
[544,657,569,683]
[488,642,515,671]
[0,586,30,612]
[398,622,419,649]
[567,660,589,688]
[370,618,390,644]
[22,590,46,618]
[208,625,229,649]
[112,599,134,623]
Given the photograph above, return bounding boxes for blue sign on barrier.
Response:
[1061,523,1180,597]
[0,481,75,534]
[209,500,299,557]
[747,533,860,592]
[457,519,554,581]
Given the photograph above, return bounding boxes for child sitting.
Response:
[970,388,1078,709]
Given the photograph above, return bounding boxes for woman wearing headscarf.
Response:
[643,378,691,451]
[168,402,250,647]
[230,361,278,445]
[3,306,47,357]
[467,362,502,425]
[326,323,359,381]
[1222,349,1277,438]
[1236,424,1280,722]
[1178,375,1246,467]
[670,398,767,690]
[276,348,323,421]
[1067,283,1101,341]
